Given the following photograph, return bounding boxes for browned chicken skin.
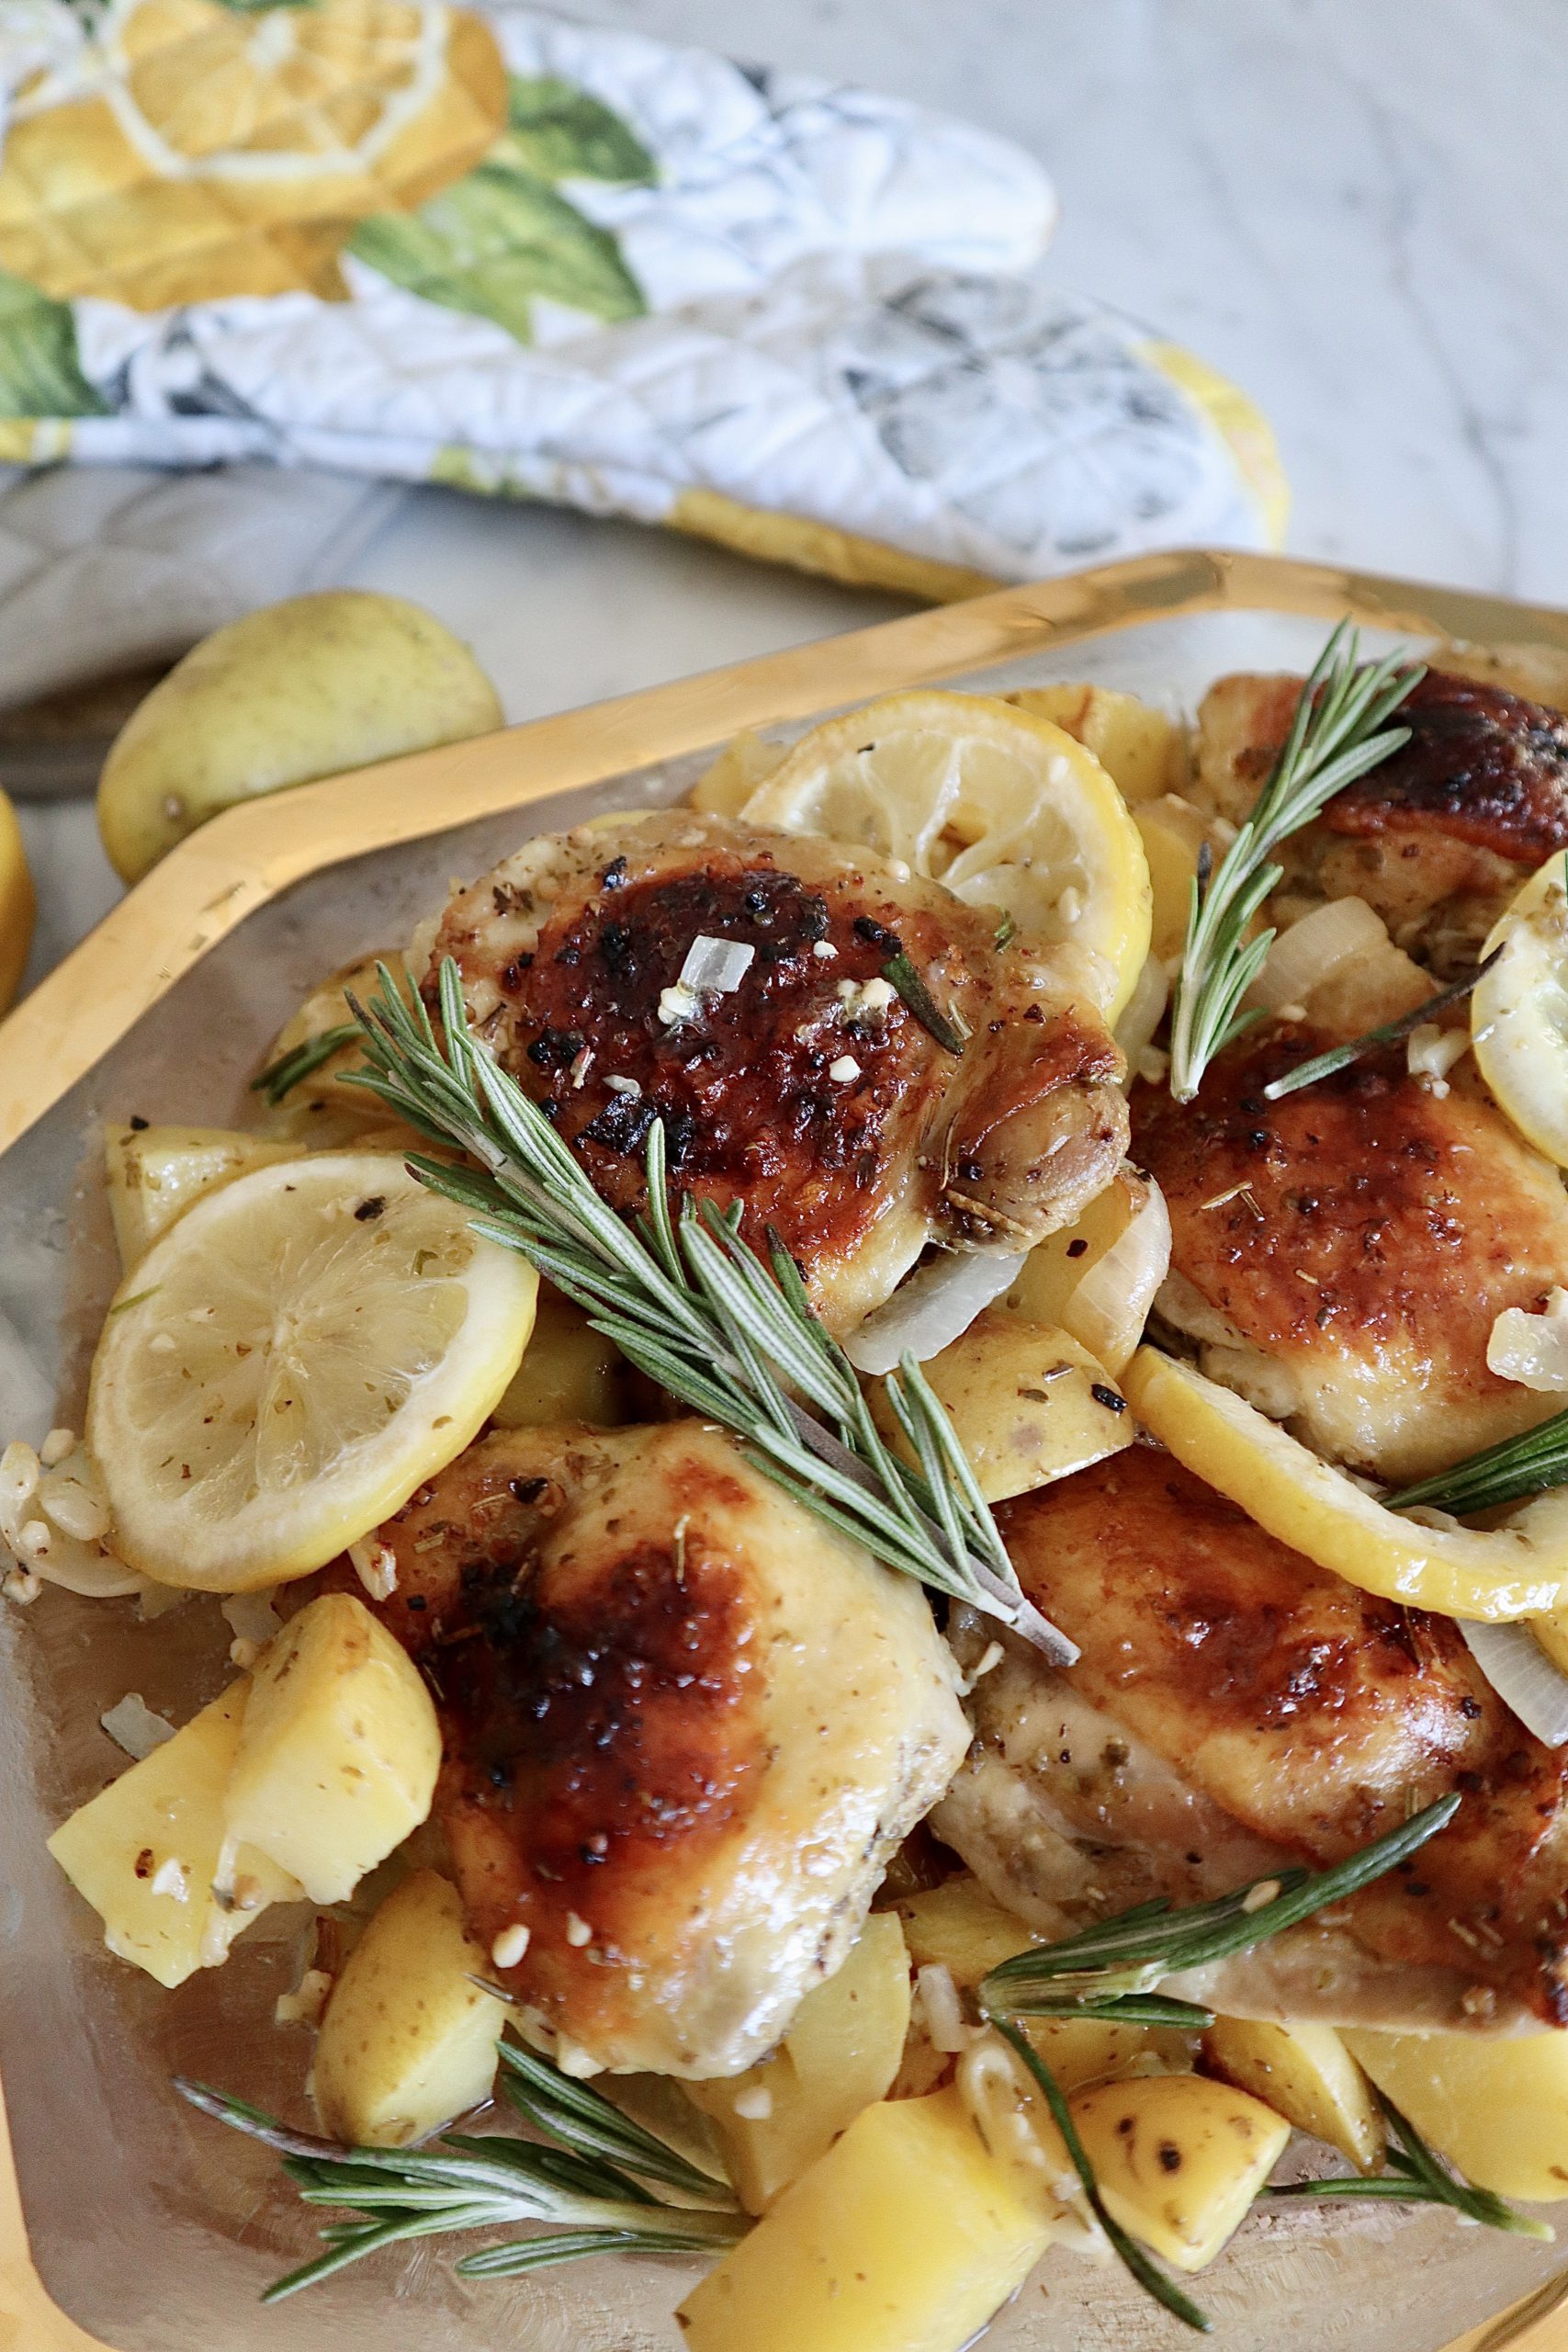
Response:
[365,1419,967,2076]
[423,811,1128,1331]
[936,1449,1568,2029]
[1196,668,1568,973]
[1131,1029,1568,1485]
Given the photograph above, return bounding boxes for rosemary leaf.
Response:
[990,2020,1212,2334]
[1384,1412,1568,1515]
[249,1022,363,1107]
[881,950,967,1055]
[1268,2094,1551,2241]
[1168,624,1425,1103]
[344,959,1075,1661]
[979,1792,1458,2012]
[175,2050,748,2307]
[1261,948,1502,1102]
[993,910,1018,951]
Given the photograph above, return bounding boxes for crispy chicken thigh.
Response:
[935,1450,1568,2030]
[367,1419,967,2077]
[1195,667,1568,972]
[421,811,1127,1333]
[1131,1032,1568,1485]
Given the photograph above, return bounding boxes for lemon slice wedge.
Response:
[742,691,1152,1022]
[1122,1345,1568,1622]
[88,1153,537,1593]
[1471,850,1568,1166]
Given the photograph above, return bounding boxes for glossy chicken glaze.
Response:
[1196,668,1568,969]
[424,811,1127,1331]
[1132,1029,1568,1485]
[367,1419,967,2076]
[937,1450,1568,2029]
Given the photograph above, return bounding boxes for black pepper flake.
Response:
[1066,1237,1089,1259]
[598,921,633,973]
[510,1476,549,1505]
[129,1114,150,1132]
[553,942,582,966]
[526,1026,584,1070]
[353,1194,386,1222]
[599,856,628,890]
[582,1093,657,1157]
[853,913,902,955]
[405,1594,427,1611]
[1091,1384,1128,1413]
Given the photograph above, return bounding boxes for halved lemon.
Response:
[88,1153,536,1593]
[1122,1345,1568,1622]
[1471,850,1568,1166]
[742,691,1152,1022]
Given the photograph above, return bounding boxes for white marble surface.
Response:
[17,0,1568,985]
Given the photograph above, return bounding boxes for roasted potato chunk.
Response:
[1203,2017,1383,2171]
[1068,2074,1288,2272]
[870,1308,1132,1502]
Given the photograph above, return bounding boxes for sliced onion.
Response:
[1062,1177,1171,1375]
[100,1692,176,1761]
[1461,1621,1568,1747]
[1250,896,1388,1014]
[845,1250,1027,1374]
[1487,1293,1568,1391]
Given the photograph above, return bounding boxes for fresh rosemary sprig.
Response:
[344,957,1073,1660]
[990,2018,1213,2334]
[1260,948,1502,1102]
[1268,2092,1551,2239]
[249,1022,362,1107]
[176,2042,745,2303]
[978,1793,1459,2016]
[1384,1415,1568,1516]
[1168,624,1425,1102]
[880,948,967,1055]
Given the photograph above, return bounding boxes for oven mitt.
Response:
[0,0,1287,708]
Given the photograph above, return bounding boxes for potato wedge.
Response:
[104,1124,295,1270]
[225,1593,440,1905]
[491,1280,628,1429]
[48,1681,300,1987]
[1068,2074,1288,2271]
[688,1915,911,2213]
[256,949,410,1125]
[1203,2017,1383,2171]
[1134,794,1210,963]
[894,1873,1034,1988]
[869,1307,1132,1502]
[310,1870,505,2146]
[676,2086,1055,2352]
[1008,684,1185,804]
[1344,2027,1568,2200]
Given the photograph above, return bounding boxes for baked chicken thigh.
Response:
[935,1448,1568,2031]
[1195,666,1568,973]
[419,810,1128,1332]
[366,1419,967,2077]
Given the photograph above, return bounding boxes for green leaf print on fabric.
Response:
[503,74,656,186]
[349,113,647,344]
[0,269,105,419]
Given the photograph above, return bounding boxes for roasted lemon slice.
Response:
[743,691,1152,1022]
[1122,1345,1568,1622]
[1472,850,1568,1167]
[89,1153,536,1593]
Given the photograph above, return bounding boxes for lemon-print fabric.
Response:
[0,1,1286,599]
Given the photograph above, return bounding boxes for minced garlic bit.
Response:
[3,1567,40,1605]
[964,1640,1005,1691]
[150,1856,189,1902]
[828,1055,862,1084]
[349,1536,398,1603]
[658,980,700,1026]
[1487,1287,1568,1392]
[555,2037,604,2079]
[916,1962,975,2053]
[1056,885,1084,925]
[812,939,839,960]
[491,1922,531,1970]
[39,1427,75,1470]
[101,1692,175,1760]
[275,1967,333,2029]
[836,975,897,1024]
[677,935,756,997]
[604,1074,642,1098]
[229,1638,261,1670]
[1241,1877,1281,1914]
[564,1911,592,1948]
[731,2084,773,2121]
[1407,1021,1470,1099]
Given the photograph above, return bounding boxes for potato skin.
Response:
[104,1123,294,1269]
[1068,2074,1289,2271]
[97,592,502,881]
[310,1869,506,2146]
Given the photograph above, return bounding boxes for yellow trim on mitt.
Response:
[1144,340,1291,548]
[670,487,1000,605]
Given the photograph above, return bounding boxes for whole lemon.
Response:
[98,591,504,883]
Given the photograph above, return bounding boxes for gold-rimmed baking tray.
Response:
[4,546,1568,2352]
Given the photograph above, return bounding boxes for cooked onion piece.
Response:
[1460,1622,1568,1747]
[845,1250,1028,1375]
[1249,895,1389,1015]
[1487,1291,1568,1392]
